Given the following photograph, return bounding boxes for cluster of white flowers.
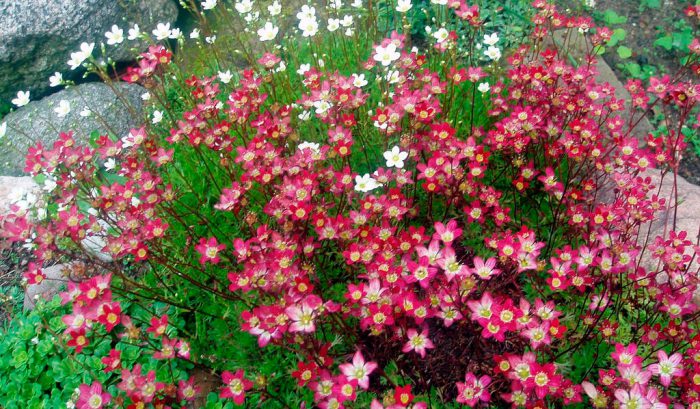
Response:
[297,5,319,37]
[483,33,501,61]
[67,42,94,70]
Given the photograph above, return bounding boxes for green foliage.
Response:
[0,298,87,409]
[603,9,628,26]
[616,45,632,59]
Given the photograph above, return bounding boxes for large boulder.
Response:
[0,82,146,175]
[0,0,177,102]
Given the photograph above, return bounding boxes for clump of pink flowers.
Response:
[2,1,700,408]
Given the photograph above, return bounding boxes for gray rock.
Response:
[23,263,69,311]
[0,82,146,175]
[0,0,177,102]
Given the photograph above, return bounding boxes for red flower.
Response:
[220,369,252,404]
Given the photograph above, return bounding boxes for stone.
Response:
[0,82,146,175]
[23,263,69,311]
[0,0,178,102]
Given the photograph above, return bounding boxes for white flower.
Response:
[205,35,217,44]
[352,74,368,88]
[433,28,449,44]
[43,177,57,192]
[396,0,412,13]
[0,122,6,139]
[484,45,502,61]
[431,0,447,4]
[276,60,287,72]
[67,42,94,70]
[152,110,163,124]
[127,24,141,40]
[169,28,182,39]
[152,23,171,40]
[80,107,92,117]
[354,174,381,193]
[329,0,343,9]
[235,0,254,14]
[345,28,354,36]
[104,158,116,171]
[483,33,499,46]
[12,90,30,107]
[313,100,331,114]
[190,28,200,39]
[383,146,408,169]
[340,15,353,27]
[351,0,362,7]
[297,63,311,75]
[141,92,151,101]
[584,0,596,7]
[297,5,316,20]
[105,25,124,45]
[54,100,71,117]
[386,70,400,84]
[201,0,217,10]
[218,70,233,84]
[327,18,340,32]
[373,43,400,66]
[299,17,319,37]
[477,82,490,93]
[49,72,63,87]
[298,110,311,121]
[258,22,279,41]
[269,1,281,15]
[298,141,320,153]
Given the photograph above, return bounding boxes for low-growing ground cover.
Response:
[1,1,700,408]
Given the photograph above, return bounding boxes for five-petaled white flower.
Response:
[433,28,449,44]
[299,17,319,37]
[396,0,412,12]
[201,0,217,10]
[105,25,124,45]
[127,24,141,40]
[12,90,30,107]
[383,146,408,169]
[477,82,490,93]
[218,70,233,84]
[54,100,71,118]
[257,22,279,42]
[190,28,200,39]
[297,5,316,21]
[152,110,163,124]
[484,45,501,61]
[373,43,400,66]
[152,23,171,41]
[327,18,340,32]
[483,33,499,46]
[0,122,6,139]
[49,72,63,87]
[268,1,281,15]
[235,0,253,14]
[352,74,368,88]
[354,173,381,193]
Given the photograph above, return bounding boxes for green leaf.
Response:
[641,0,661,9]
[617,46,632,59]
[603,9,627,25]
[655,35,673,51]
[608,28,626,47]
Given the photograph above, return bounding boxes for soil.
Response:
[556,0,700,185]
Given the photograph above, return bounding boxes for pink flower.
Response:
[76,382,111,409]
[402,328,435,358]
[339,350,378,390]
[220,369,252,404]
[647,350,684,387]
[195,237,226,265]
[455,372,490,407]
